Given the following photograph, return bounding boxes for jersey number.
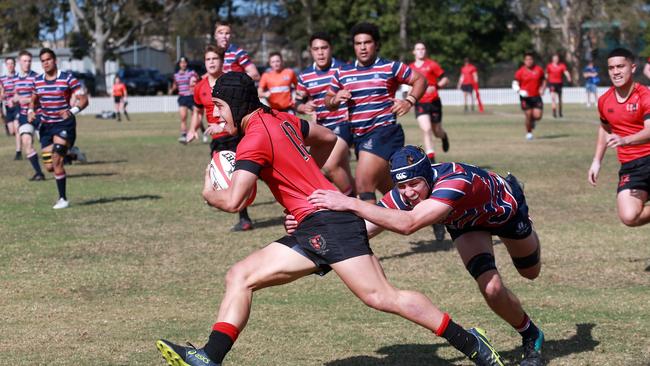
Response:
[281,121,310,161]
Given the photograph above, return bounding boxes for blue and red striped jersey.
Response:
[379,162,518,229]
[14,70,38,115]
[34,70,81,124]
[223,44,252,74]
[329,57,412,136]
[0,72,17,102]
[173,69,198,96]
[297,58,348,127]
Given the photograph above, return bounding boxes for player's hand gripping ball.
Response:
[209,150,257,206]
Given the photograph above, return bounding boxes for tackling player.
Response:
[1,57,21,159]
[156,72,505,366]
[258,52,297,113]
[545,53,571,118]
[457,58,480,113]
[14,50,45,181]
[213,21,260,81]
[325,23,426,203]
[588,48,650,227]
[187,44,255,232]
[513,52,546,140]
[409,42,450,162]
[169,56,198,144]
[296,32,354,195]
[307,145,544,366]
[29,48,88,209]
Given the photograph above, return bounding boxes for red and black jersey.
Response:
[545,62,567,84]
[235,110,336,223]
[598,83,650,163]
[514,65,545,97]
[409,58,444,102]
[194,76,228,139]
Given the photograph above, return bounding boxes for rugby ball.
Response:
[209,150,256,206]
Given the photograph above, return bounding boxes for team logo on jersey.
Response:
[373,73,380,79]
[626,103,638,112]
[308,234,327,252]
[308,81,318,87]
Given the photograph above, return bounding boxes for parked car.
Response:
[118,67,169,95]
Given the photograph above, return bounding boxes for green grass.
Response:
[1,105,649,365]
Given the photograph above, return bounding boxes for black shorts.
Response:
[276,211,372,276]
[210,135,240,154]
[177,95,194,109]
[548,83,563,95]
[353,123,405,161]
[39,117,77,148]
[461,84,474,93]
[5,104,19,123]
[414,99,442,123]
[617,154,650,193]
[114,96,123,103]
[447,174,533,241]
[325,121,353,146]
[520,96,543,111]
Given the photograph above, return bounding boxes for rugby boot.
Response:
[156,339,221,366]
[231,217,253,232]
[433,223,446,241]
[442,133,450,152]
[520,329,544,366]
[468,328,505,366]
[29,173,45,181]
[52,198,69,209]
[14,151,22,160]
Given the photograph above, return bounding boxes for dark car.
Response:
[70,71,97,96]
[118,68,169,95]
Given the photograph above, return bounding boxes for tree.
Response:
[0,0,52,53]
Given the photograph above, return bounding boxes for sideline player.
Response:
[188,44,255,232]
[258,52,297,113]
[307,145,544,366]
[588,48,650,227]
[326,23,426,203]
[112,75,129,121]
[513,52,545,140]
[583,60,600,108]
[214,21,260,80]
[545,53,571,118]
[1,57,21,159]
[155,72,505,366]
[29,48,88,209]
[296,32,354,195]
[14,50,45,181]
[169,56,198,144]
[409,42,450,162]
[458,58,479,113]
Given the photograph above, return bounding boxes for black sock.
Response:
[441,319,478,358]
[203,330,234,363]
[517,316,540,343]
[55,175,67,200]
[239,208,250,221]
[28,154,43,175]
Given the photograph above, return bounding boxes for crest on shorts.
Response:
[619,174,630,188]
[58,130,68,138]
[308,234,326,251]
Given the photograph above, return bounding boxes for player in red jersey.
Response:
[410,42,449,162]
[213,21,260,81]
[513,52,546,140]
[545,53,572,119]
[155,72,505,366]
[588,48,650,227]
[457,58,481,113]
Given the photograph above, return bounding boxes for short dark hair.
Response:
[205,44,225,61]
[607,48,635,62]
[4,57,15,63]
[18,50,32,58]
[214,21,231,30]
[310,32,332,47]
[351,22,380,44]
[524,51,535,59]
[269,51,282,60]
[178,56,189,63]
[39,48,56,60]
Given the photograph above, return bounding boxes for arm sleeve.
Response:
[258,73,268,90]
[300,119,310,138]
[237,49,252,67]
[296,74,307,94]
[193,90,203,107]
[429,178,469,207]
[392,61,413,84]
[641,92,650,122]
[433,62,445,79]
[377,188,412,210]
[329,70,342,93]
[68,75,81,92]
[598,96,608,125]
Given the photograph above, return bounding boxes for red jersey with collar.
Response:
[545,62,567,84]
[193,76,228,139]
[514,65,545,97]
[224,44,252,73]
[409,58,444,102]
[235,110,336,223]
[598,83,650,163]
[460,64,477,86]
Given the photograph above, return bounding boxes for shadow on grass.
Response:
[67,172,118,178]
[81,159,128,165]
[79,194,162,205]
[324,343,459,366]
[537,134,571,140]
[380,239,454,261]
[249,200,278,208]
[252,216,285,229]
[645,264,650,272]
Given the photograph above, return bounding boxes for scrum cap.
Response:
[389,145,434,191]
[212,72,263,135]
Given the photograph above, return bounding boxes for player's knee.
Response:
[619,212,642,227]
[512,246,541,280]
[480,275,506,303]
[358,289,394,312]
[466,253,497,280]
[224,263,252,290]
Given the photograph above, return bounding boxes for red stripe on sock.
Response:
[427,152,436,160]
[435,313,450,336]
[515,314,530,332]
[212,322,240,342]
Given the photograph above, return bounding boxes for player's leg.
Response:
[557,88,563,117]
[550,90,558,118]
[50,134,70,207]
[21,127,44,180]
[322,136,355,196]
[13,120,22,159]
[114,99,121,121]
[179,105,188,141]
[463,91,469,112]
[417,113,436,161]
[431,106,449,154]
[355,150,388,202]
[616,189,650,227]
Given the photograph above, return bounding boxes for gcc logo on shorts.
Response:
[308,234,327,252]
[395,172,407,180]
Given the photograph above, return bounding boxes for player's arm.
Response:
[244,64,260,81]
[436,75,449,89]
[392,70,426,117]
[203,168,257,213]
[187,106,204,143]
[457,74,464,89]
[303,119,337,168]
[588,124,610,186]
[607,118,650,148]
[123,85,128,100]
[168,80,177,94]
[563,69,572,84]
[472,71,478,84]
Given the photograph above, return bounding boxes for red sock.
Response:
[212,322,240,342]
[434,313,451,336]
[427,152,436,160]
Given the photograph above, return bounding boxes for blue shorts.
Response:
[177,95,194,109]
[19,114,41,129]
[39,117,76,148]
[585,84,597,94]
[353,123,405,161]
[5,105,19,123]
[325,121,353,146]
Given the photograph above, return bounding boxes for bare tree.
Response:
[398,0,410,61]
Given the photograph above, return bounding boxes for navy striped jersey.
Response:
[297,58,348,127]
[173,69,198,96]
[33,70,81,124]
[14,70,38,115]
[0,72,17,102]
[224,44,252,74]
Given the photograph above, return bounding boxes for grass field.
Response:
[1,104,649,366]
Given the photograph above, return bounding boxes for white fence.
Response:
[80,87,608,115]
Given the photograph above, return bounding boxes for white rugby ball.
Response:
[209,150,237,190]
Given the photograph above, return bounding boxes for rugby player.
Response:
[155,72,505,366]
[29,48,88,209]
[306,145,544,366]
[545,53,571,118]
[296,32,354,195]
[409,42,450,163]
[588,48,650,227]
[0,57,20,159]
[458,58,479,113]
[187,45,255,232]
[258,52,297,113]
[325,23,426,203]
[513,52,545,140]
[213,21,260,81]
[169,56,198,144]
[112,75,129,121]
[14,50,44,181]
